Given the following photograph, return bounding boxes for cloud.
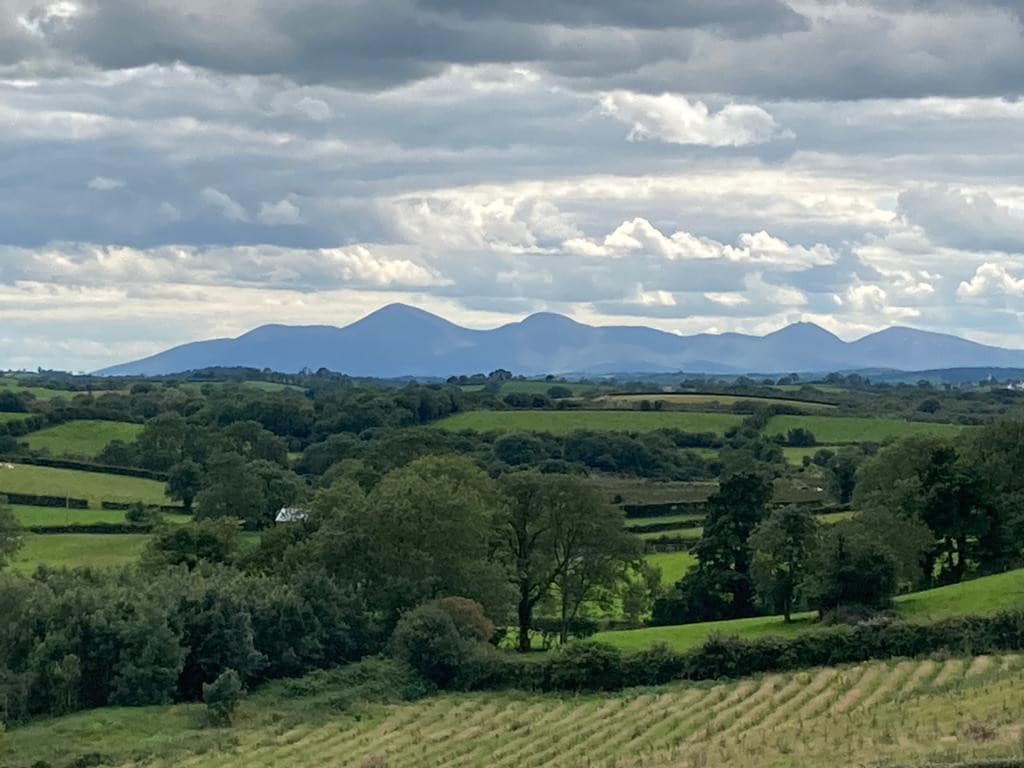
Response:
[201,187,248,222]
[1,1,1022,100]
[833,282,919,320]
[600,91,785,147]
[258,198,303,226]
[957,262,1024,298]
[294,96,331,121]
[898,185,1024,253]
[632,284,676,306]
[569,218,837,270]
[87,175,124,191]
[0,242,449,291]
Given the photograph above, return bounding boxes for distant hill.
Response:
[97,304,1024,377]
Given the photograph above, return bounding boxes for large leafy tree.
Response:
[855,437,987,584]
[497,472,637,651]
[959,421,1024,573]
[691,471,774,617]
[314,456,511,628]
[749,506,819,622]
[194,452,267,529]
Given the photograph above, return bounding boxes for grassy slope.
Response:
[10,533,151,573]
[644,551,697,584]
[22,420,144,457]
[0,376,80,401]
[0,462,170,506]
[765,414,966,444]
[12,505,191,528]
[435,410,744,435]
[8,655,1024,768]
[0,412,31,424]
[596,567,1024,652]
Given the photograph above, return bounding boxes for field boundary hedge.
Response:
[0,490,88,508]
[641,536,693,553]
[478,608,1024,693]
[623,499,842,519]
[0,455,167,481]
[25,523,155,534]
[99,501,182,512]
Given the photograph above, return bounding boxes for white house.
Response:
[275,506,308,524]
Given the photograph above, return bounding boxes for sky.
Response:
[3,1,1024,371]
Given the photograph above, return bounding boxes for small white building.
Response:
[275,506,308,524]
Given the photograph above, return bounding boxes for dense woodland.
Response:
[5,368,1024,727]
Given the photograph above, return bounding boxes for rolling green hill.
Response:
[22,419,144,458]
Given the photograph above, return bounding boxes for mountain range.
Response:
[97,304,1024,377]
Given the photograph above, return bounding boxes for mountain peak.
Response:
[519,312,586,329]
[766,321,842,343]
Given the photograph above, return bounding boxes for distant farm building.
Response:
[275,507,308,524]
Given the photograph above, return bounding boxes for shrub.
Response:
[389,604,475,688]
[434,597,495,643]
[203,668,243,726]
[546,641,625,691]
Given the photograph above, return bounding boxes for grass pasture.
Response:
[0,376,81,401]
[10,533,151,573]
[500,380,599,396]
[22,419,144,458]
[10,654,1024,768]
[11,504,191,528]
[597,567,1024,652]
[644,551,698,583]
[435,409,744,435]
[765,414,966,444]
[0,462,170,507]
[0,412,32,424]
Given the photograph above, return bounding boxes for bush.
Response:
[433,597,495,643]
[546,641,625,691]
[203,668,243,726]
[389,604,476,688]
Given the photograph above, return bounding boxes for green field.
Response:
[644,551,697,584]
[436,410,744,435]
[12,504,191,528]
[0,462,170,506]
[0,411,32,424]
[10,653,1024,768]
[22,419,144,457]
[0,375,81,401]
[782,446,825,465]
[765,415,965,444]
[596,567,1024,652]
[10,533,151,573]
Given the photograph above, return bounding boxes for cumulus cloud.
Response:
[258,199,303,226]
[958,263,1024,298]
[569,218,836,270]
[201,187,248,222]
[833,282,919,320]
[0,242,449,291]
[600,91,785,147]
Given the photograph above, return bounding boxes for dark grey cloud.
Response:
[3,0,1023,98]
[898,185,1024,253]
[418,0,807,35]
